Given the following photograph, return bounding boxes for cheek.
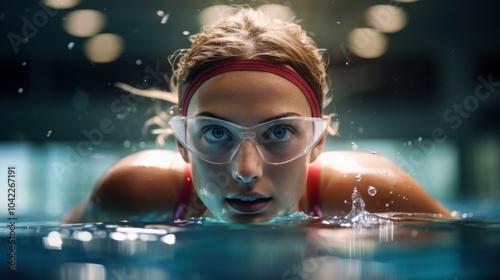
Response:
[271,160,308,199]
[190,160,229,202]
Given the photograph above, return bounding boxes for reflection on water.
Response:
[2,191,499,279]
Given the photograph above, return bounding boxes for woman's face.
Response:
[179,70,324,223]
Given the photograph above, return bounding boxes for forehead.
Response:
[186,71,311,125]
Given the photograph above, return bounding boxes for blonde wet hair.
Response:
[117,7,335,145]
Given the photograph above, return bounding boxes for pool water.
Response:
[2,192,500,280]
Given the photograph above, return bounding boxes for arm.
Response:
[62,149,187,223]
[318,151,453,218]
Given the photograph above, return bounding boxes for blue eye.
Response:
[201,126,232,143]
[264,125,294,142]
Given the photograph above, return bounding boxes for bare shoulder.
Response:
[63,149,187,223]
[317,151,452,217]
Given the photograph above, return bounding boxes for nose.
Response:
[230,140,263,184]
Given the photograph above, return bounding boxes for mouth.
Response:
[226,193,272,214]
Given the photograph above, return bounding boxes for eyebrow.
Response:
[195,112,302,124]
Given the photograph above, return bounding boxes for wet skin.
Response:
[64,72,453,223]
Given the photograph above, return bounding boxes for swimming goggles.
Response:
[169,116,328,165]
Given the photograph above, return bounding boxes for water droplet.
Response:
[417,136,422,142]
[18,88,23,94]
[351,187,366,212]
[46,130,52,138]
[350,121,354,125]
[157,10,165,17]
[139,141,146,148]
[161,14,170,24]
[67,42,74,50]
[355,174,362,181]
[182,31,190,36]
[385,203,389,207]
[22,62,27,66]
[351,142,358,150]
[123,140,131,148]
[336,21,341,24]
[136,60,142,65]
[367,186,377,196]
[389,191,393,194]
[407,141,412,146]
[344,200,348,204]
[357,127,364,134]
[370,151,377,155]
[345,62,349,65]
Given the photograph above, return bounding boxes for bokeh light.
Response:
[257,4,296,22]
[63,9,106,37]
[365,5,408,33]
[43,0,80,9]
[347,28,388,58]
[198,5,234,26]
[83,33,124,63]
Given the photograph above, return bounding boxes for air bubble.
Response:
[123,140,131,148]
[385,203,389,207]
[136,60,142,65]
[157,10,165,16]
[367,186,377,196]
[355,174,362,181]
[18,88,24,94]
[351,142,358,150]
[46,130,52,138]
[68,42,74,50]
[182,31,190,36]
[417,136,423,142]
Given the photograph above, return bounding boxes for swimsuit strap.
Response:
[307,160,323,217]
[172,164,194,220]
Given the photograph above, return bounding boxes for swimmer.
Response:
[64,7,452,223]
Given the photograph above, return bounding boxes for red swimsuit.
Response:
[172,162,323,220]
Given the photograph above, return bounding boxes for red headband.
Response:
[180,58,321,117]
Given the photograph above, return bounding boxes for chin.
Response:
[226,213,275,224]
